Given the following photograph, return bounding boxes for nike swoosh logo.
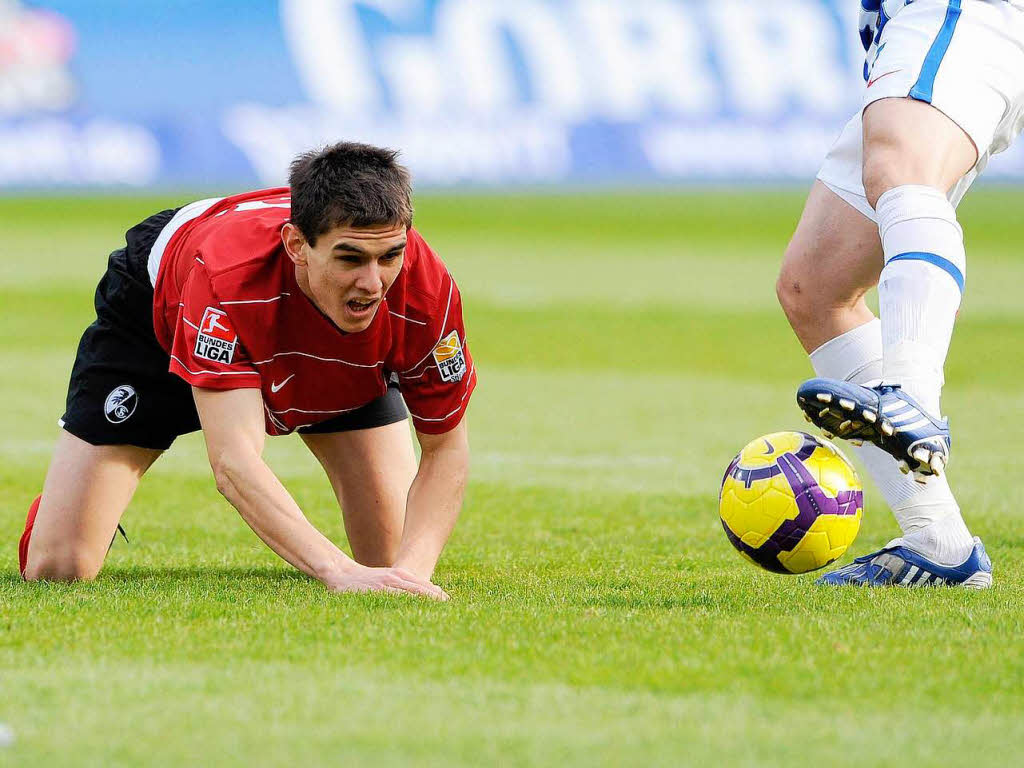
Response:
[867,69,901,88]
[270,374,295,393]
[763,439,775,455]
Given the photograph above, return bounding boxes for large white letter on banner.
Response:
[280,0,378,114]
[574,0,718,120]
[436,0,584,118]
[708,0,848,117]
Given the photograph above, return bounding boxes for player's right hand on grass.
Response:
[326,564,449,601]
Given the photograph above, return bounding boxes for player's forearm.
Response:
[212,450,355,586]
[394,432,469,579]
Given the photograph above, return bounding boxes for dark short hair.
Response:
[288,142,413,246]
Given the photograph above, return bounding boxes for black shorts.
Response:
[61,209,409,451]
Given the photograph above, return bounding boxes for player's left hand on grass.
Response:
[326,563,450,601]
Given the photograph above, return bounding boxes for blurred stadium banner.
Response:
[3,0,1024,188]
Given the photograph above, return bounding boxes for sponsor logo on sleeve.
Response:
[431,330,466,383]
[194,307,238,364]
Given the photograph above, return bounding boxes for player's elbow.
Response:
[424,433,470,488]
[420,421,470,463]
[212,469,235,501]
[209,451,248,502]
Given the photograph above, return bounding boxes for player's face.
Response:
[285,222,407,333]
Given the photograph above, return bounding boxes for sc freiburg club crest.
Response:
[104,385,138,424]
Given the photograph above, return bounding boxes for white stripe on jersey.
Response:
[147,197,224,286]
[221,293,291,305]
[399,279,454,374]
[268,405,361,416]
[264,403,289,433]
[406,363,475,422]
[398,369,430,381]
[170,355,258,377]
[389,310,427,326]
[249,350,385,368]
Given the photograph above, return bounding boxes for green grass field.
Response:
[1,189,1023,766]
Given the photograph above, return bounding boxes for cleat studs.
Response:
[897,460,910,474]
[803,413,813,423]
[912,448,930,464]
[822,430,835,439]
[818,407,830,418]
[863,410,877,423]
[930,455,945,475]
[839,420,852,432]
[880,421,894,436]
[850,439,864,446]
[839,398,855,411]
[816,393,832,403]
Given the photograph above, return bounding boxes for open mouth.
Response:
[346,297,378,319]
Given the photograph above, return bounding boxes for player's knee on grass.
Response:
[23,544,102,582]
[349,526,402,569]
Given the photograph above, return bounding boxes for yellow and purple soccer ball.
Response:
[719,432,863,574]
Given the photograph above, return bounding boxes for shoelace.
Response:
[107,524,129,552]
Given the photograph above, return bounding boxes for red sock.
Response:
[19,494,42,579]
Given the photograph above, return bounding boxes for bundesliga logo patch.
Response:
[432,330,466,383]
[194,307,237,364]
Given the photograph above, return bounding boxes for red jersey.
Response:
[149,188,476,436]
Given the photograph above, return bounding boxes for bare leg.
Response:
[777,180,883,352]
[301,420,417,567]
[779,97,977,356]
[862,97,977,208]
[23,430,162,581]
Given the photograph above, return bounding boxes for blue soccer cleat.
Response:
[797,378,950,482]
[817,537,992,589]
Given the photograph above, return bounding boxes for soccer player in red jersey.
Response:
[19,143,476,599]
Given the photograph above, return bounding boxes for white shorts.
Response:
[817,0,1024,221]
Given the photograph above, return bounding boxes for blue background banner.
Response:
[3,0,1023,188]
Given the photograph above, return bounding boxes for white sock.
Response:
[875,185,965,417]
[810,319,973,565]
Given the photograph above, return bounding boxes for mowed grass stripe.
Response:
[4,663,1020,768]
